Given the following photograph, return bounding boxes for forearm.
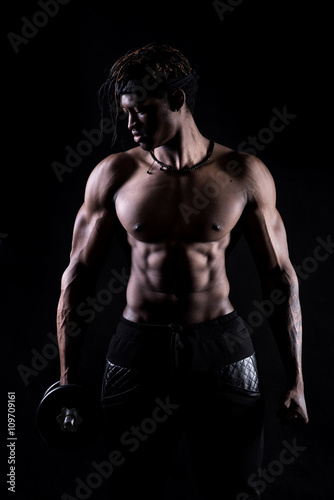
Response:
[263,268,304,389]
[57,262,96,384]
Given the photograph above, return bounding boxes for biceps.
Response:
[244,206,292,273]
[70,204,114,271]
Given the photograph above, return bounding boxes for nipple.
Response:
[133,223,143,232]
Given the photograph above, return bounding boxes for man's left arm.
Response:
[242,155,309,425]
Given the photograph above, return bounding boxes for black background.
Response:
[1,0,333,499]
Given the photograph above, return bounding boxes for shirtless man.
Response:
[57,44,308,499]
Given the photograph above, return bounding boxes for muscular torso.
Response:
[111,144,249,324]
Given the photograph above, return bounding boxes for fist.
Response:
[277,388,309,425]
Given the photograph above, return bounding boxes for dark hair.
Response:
[98,43,199,146]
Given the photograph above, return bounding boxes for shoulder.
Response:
[215,144,276,206]
[84,148,142,211]
[237,152,276,206]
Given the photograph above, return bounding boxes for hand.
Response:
[277,387,309,425]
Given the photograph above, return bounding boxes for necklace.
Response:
[148,139,215,174]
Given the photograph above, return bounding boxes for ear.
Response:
[168,89,185,111]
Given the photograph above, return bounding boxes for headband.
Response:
[119,70,195,96]
[159,71,195,90]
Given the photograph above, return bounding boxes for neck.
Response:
[153,116,209,170]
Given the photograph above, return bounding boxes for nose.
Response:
[127,111,137,131]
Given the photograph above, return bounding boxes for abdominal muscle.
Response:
[122,237,234,324]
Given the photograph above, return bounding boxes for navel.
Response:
[212,223,222,232]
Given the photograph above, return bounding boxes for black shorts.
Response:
[101,311,264,500]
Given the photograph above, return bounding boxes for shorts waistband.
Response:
[118,310,241,336]
[108,310,254,371]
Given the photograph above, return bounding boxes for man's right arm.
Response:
[57,157,119,385]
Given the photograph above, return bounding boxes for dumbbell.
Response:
[36,382,103,451]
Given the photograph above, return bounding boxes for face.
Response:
[120,93,177,150]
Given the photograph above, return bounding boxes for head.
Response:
[99,43,199,149]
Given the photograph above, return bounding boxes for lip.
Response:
[132,132,145,143]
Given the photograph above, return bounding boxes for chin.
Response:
[138,137,155,151]
[139,142,151,151]
[136,134,164,151]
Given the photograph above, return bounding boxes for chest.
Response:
[115,168,247,243]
